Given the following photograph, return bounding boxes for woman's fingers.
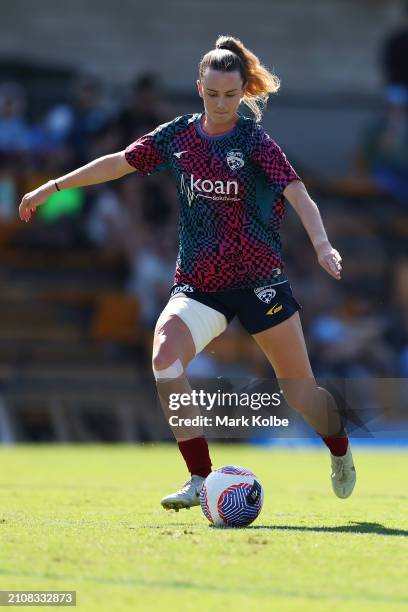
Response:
[318,249,342,279]
[325,253,342,279]
[315,243,342,280]
[19,194,36,222]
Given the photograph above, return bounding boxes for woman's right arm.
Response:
[19,150,136,222]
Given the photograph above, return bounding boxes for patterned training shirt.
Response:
[125,113,300,291]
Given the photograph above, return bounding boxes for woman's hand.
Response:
[315,241,342,280]
[19,180,55,222]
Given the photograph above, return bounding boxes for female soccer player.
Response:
[19,36,356,509]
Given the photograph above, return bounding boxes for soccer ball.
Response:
[200,465,264,527]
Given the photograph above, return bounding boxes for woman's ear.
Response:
[197,79,203,98]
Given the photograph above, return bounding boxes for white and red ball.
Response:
[200,465,264,528]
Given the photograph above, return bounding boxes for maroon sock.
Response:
[177,436,212,477]
[322,434,349,456]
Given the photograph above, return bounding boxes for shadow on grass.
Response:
[244,522,408,536]
[142,521,408,536]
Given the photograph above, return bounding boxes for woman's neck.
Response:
[201,113,239,135]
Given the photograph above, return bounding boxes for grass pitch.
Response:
[0,444,407,611]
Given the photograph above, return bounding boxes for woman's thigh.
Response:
[153,295,228,370]
[252,311,314,379]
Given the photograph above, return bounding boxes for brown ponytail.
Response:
[199,35,280,122]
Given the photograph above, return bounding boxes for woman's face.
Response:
[197,69,244,125]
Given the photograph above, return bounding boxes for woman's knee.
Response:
[152,329,178,372]
[152,316,195,373]
[152,344,180,373]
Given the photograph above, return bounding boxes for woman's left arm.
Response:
[283,180,342,280]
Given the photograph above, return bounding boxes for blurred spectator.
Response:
[0,83,41,220]
[44,75,111,165]
[126,229,177,327]
[389,259,408,373]
[12,77,116,250]
[358,86,408,204]
[0,82,38,154]
[326,86,408,205]
[0,154,18,220]
[381,2,408,89]
[84,172,175,255]
[308,294,396,377]
[85,185,126,250]
[116,73,172,145]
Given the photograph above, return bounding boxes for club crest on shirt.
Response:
[254,285,277,304]
[226,149,245,171]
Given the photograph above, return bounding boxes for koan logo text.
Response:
[180,174,239,205]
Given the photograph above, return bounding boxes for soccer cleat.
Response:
[330,446,356,499]
[160,475,205,511]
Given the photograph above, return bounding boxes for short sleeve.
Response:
[125,120,173,175]
[251,126,301,194]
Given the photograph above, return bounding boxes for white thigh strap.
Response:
[159,294,227,355]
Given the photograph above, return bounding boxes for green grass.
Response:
[0,444,407,611]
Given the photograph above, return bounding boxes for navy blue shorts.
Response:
[170,277,302,335]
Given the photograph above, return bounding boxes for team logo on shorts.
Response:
[254,285,277,304]
[226,149,245,171]
[171,284,194,296]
